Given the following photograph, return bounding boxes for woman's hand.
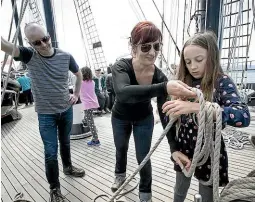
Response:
[162,100,200,116]
[166,80,196,98]
[172,151,191,171]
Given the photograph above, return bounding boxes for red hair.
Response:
[130,21,162,45]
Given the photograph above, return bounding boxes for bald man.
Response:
[1,23,84,202]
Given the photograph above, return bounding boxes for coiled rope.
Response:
[94,88,224,202]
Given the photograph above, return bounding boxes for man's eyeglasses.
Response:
[31,36,50,46]
[140,42,162,53]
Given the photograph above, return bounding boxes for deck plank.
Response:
[1,106,255,202]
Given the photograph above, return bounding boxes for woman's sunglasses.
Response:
[31,36,50,46]
[140,42,162,53]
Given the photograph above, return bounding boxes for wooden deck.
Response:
[1,106,255,202]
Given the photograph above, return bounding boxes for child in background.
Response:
[80,67,101,146]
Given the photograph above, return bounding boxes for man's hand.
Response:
[1,37,20,57]
[69,94,79,105]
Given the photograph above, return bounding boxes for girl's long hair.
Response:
[178,31,224,101]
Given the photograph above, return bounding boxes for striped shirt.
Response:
[14,47,79,114]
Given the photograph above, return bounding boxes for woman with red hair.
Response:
[111,21,195,202]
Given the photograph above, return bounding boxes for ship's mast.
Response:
[43,0,58,48]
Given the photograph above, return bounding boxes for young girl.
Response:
[80,67,100,146]
[163,32,250,202]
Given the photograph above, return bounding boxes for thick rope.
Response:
[1,0,28,105]
[97,88,223,202]
[220,172,255,202]
[105,115,178,202]
[219,135,255,202]
[222,127,251,150]
[180,92,222,201]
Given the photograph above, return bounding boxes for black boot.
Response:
[63,165,85,177]
[50,188,66,202]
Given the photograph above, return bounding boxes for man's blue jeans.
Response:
[112,115,154,193]
[38,106,73,189]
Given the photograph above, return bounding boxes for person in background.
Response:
[80,66,101,146]
[17,73,33,106]
[106,64,115,110]
[93,68,110,114]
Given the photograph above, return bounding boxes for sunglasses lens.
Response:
[141,44,152,52]
[42,36,50,43]
[33,41,41,46]
[32,36,50,46]
[154,43,160,51]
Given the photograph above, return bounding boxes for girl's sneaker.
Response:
[87,139,100,146]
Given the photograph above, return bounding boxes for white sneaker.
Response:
[111,176,125,192]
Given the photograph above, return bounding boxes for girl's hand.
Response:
[162,100,199,116]
[172,151,191,171]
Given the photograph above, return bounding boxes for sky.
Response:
[0,0,191,70]
[1,0,254,72]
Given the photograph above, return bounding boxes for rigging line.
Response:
[1,0,17,74]
[161,53,174,75]
[174,0,180,63]
[227,0,244,72]
[152,0,180,56]
[204,0,209,31]
[182,0,187,45]
[241,5,254,87]
[72,0,91,67]
[166,0,175,64]
[190,0,193,18]
[34,0,45,25]
[128,0,142,21]
[1,0,29,105]
[252,0,255,30]
[135,0,146,20]
[217,0,225,49]
[28,0,44,25]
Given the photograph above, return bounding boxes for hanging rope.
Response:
[182,0,187,45]
[72,0,91,67]
[135,0,146,20]
[128,0,142,21]
[1,0,17,74]
[151,0,180,56]
[220,162,255,202]
[174,0,180,63]
[226,0,244,73]
[1,0,29,105]
[222,126,251,150]
[28,0,45,26]
[252,0,255,27]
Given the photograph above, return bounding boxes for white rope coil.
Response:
[105,88,223,202]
